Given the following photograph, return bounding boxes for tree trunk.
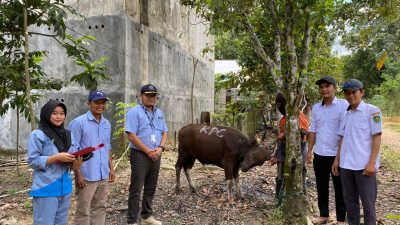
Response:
[16,93,20,176]
[280,1,309,223]
[191,59,198,124]
[241,110,256,138]
[23,4,36,130]
[282,109,309,224]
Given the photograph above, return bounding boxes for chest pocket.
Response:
[355,115,369,129]
[313,113,321,130]
[153,116,165,131]
[329,114,340,131]
[42,138,56,156]
[102,126,111,141]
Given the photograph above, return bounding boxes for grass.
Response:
[22,197,33,212]
[6,187,18,195]
[381,145,400,173]
[387,123,400,133]
[170,217,183,225]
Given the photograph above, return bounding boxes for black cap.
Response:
[342,79,363,91]
[140,84,159,94]
[316,76,337,86]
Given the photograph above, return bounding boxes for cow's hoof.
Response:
[175,187,182,194]
[236,195,244,200]
[190,187,198,194]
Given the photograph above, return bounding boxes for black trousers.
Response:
[313,153,346,222]
[340,168,377,225]
[127,150,161,224]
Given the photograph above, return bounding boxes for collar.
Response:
[321,96,338,106]
[346,100,365,111]
[86,111,104,124]
[140,102,157,113]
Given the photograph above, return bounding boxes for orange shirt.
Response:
[278,112,309,141]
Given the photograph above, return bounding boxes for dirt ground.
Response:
[1,123,400,225]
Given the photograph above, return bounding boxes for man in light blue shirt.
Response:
[69,90,115,225]
[125,84,168,225]
[332,79,382,225]
[307,76,348,225]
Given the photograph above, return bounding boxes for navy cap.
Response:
[342,79,363,91]
[88,90,109,101]
[141,84,159,94]
[316,76,337,86]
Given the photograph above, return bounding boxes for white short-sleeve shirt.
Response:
[337,101,382,170]
[310,97,349,156]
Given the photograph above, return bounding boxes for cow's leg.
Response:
[226,179,234,202]
[183,156,197,193]
[233,169,242,198]
[223,163,234,202]
[175,161,183,193]
[184,168,197,193]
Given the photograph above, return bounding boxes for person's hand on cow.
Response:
[268,156,277,166]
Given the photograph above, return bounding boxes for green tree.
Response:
[341,49,384,98]
[0,0,111,130]
[181,0,336,223]
[377,61,400,116]
[335,0,400,103]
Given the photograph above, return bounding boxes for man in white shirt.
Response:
[307,76,348,225]
[332,79,382,225]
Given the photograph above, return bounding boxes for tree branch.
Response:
[265,0,282,73]
[298,13,311,71]
[52,36,63,46]
[29,32,58,37]
[284,0,303,109]
[242,14,282,88]
[284,0,298,85]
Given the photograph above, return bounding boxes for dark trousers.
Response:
[340,168,377,225]
[313,153,346,222]
[127,150,161,224]
[275,142,307,200]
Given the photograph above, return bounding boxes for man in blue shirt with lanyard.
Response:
[69,90,115,225]
[125,84,168,225]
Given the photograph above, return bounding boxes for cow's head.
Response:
[240,138,274,172]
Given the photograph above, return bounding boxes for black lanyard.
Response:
[140,103,156,132]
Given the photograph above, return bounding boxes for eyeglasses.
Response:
[144,93,157,98]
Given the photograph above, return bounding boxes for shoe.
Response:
[312,217,330,224]
[141,216,162,225]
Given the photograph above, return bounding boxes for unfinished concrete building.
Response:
[0,0,214,149]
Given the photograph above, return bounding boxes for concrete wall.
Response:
[0,0,214,149]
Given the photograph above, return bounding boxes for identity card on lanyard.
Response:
[145,107,156,144]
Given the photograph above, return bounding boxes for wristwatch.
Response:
[158,145,165,151]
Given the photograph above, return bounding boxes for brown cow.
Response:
[175,124,272,201]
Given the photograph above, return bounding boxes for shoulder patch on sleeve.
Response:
[373,115,381,123]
